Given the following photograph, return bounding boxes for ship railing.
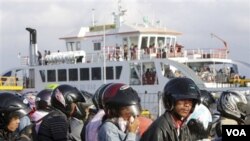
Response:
[28,47,228,65]
[184,48,228,59]
[83,47,228,63]
[0,76,24,91]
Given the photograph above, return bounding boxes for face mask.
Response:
[118,117,128,132]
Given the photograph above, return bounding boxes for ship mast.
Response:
[112,0,126,28]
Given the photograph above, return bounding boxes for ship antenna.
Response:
[112,0,126,28]
[92,8,96,26]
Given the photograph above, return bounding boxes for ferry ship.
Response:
[1,1,250,95]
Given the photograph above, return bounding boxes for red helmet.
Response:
[92,83,113,110]
[102,83,141,116]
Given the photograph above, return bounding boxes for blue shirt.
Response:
[98,121,136,141]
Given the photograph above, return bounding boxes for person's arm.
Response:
[98,122,136,141]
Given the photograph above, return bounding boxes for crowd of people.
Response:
[0,78,249,141]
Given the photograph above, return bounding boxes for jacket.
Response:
[37,110,70,141]
[140,112,191,141]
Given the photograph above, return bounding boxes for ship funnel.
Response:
[26,27,38,66]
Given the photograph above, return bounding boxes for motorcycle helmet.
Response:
[35,89,53,111]
[217,90,247,123]
[200,89,216,109]
[102,83,141,117]
[51,84,87,118]
[162,78,201,112]
[92,83,113,110]
[0,92,31,127]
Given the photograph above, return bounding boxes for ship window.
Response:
[92,67,101,80]
[69,68,78,81]
[3,71,11,76]
[106,67,114,80]
[141,37,148,50]
[66,42,75,51]
[129,63,141,85]
[115,66,122,79]
[157,37,165,48]
[47,70,56,82]
[58,69,67,81]
[39,70,45,82]
[80,68,89,80]
[76,42,81,50]
[161,63,183,79]
[94,43,101,51]
[149,37,156,48]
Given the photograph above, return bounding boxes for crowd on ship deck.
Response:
[1,78,249,141]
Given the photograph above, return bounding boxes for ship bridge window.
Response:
[106,67,114,80]
[141,37,148,50]
[47,70,56,82]
[69,68,78,81]
[149,37,156,48]
[39,70,45,82]
[58,69,67,81]
[67,42,74,51]
[94,43,101,51]
[157,37,165,48]
[92,67,101,80]
[80,68,89,80]
[76,42,81,50]
[66,41,81,51]
[115,66,122,79]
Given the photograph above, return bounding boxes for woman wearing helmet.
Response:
[98,83,140,141]
[83,83,113,141]
[215,90,248,139]
[140,78,201,141]
[0,92,32,141]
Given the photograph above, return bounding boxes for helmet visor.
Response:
[128,105,140,117]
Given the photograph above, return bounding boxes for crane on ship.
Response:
[211,33,229,58]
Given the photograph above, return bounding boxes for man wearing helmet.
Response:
[0,92,32,141]
[98,83,140,141]
[140,78,201,141]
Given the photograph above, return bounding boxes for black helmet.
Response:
[162,78,201,111]
[200,89,216,108]
[0,92,31,127]
[217,90,247,123]
[80,90,93,105]
[102,83,141,116]
[92,83,113,110]
[51,84,87,118]
[35,89,53,111]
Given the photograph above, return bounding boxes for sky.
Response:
[0,0,249,74]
